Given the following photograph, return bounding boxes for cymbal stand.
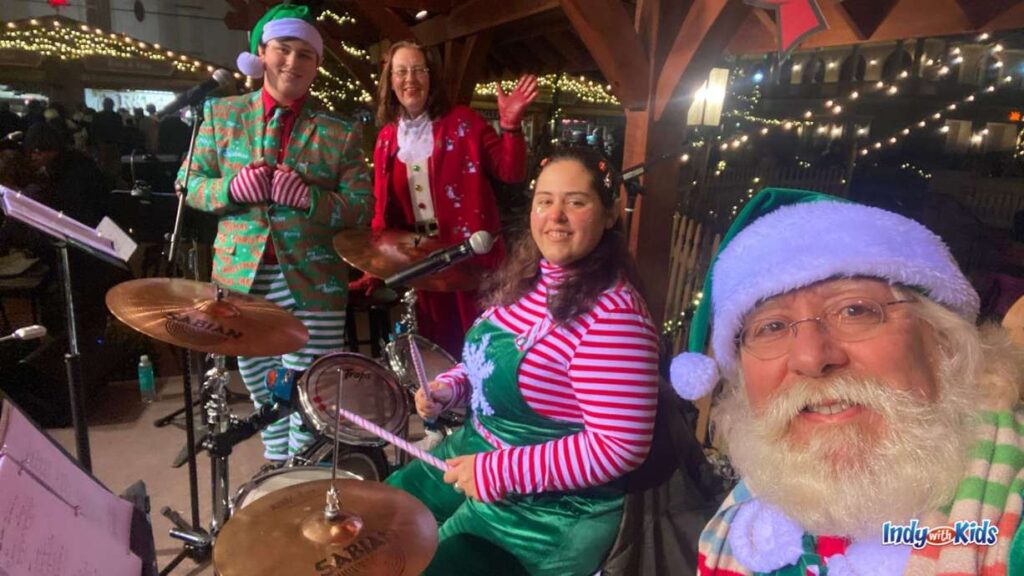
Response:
[203,352,233,532]
[397,288,419,335]
[324,368,363,534]
[159,350,234,575]
[159,346,210,575]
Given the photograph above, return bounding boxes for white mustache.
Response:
[757,375,915,436]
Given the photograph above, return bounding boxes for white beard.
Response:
[715,368,977,538]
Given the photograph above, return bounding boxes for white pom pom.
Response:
[728,500,805,572]
[670,352,719,400]
[236,52,264,79]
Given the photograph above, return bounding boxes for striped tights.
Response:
[237,264,346,460]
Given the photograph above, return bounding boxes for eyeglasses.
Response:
[392,66,429,79]
[738,297,915,360]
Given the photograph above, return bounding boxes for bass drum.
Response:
[297,352,409,447]
[289,439,390,483]
[231,466,363,512]
[384,333,465,426]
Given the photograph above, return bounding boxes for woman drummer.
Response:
[385,147,660,575]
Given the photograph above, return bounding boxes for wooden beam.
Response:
[412,0,560,45]
[560,0,651,109]
[346,2,418,41]
[728,0,1007,53]
[653,0,751,120]
[753,7,777,36]
[545,32,590,68]
[368,0,454,11]
[223,0,274,31]
[954,0,1018,28]
[444,30,495,104]
[833,0,900,40]
[494,13,571,46]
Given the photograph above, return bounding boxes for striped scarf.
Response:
[698,406,1024,576]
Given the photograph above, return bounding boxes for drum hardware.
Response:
[105,277,310,575]
[213,369,439,576]
[333,228,486,293]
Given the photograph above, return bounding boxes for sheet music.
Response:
[0,402,134,551]
[0,460,141,576]
[0,184,119,260]
[97,217,138,262]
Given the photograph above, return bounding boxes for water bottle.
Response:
[138,354,156,404]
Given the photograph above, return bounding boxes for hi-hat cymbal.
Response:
[105,278,308,356]
[334,229,485,292]
[213,479,438,576]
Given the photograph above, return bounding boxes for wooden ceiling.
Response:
[339,0,605,79]
[223,0,1024,107]
[224,0,607,87]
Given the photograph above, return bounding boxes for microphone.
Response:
[157,69,233,120]
[0,324,47,343]
[385,231,495,288]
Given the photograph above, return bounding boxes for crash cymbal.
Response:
[105,278,308,356]
[334,229,484,292]
[1003,295,1024,347]
[213,479,437,576]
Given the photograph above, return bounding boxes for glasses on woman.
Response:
[392,66,430,79]
[738,297,915,360]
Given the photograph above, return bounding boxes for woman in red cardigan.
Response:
[351,40,537,357]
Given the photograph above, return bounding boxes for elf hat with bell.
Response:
[236,3,323,79]
[669,188,980,401]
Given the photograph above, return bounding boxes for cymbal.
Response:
[214,479,438,576]
[1003,295,1024,347]
[106,278,308,356]
[334,229,485,292]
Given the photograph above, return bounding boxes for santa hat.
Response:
[669,188,980,401]
[236,3,323,79]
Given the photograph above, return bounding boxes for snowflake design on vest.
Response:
[464,332,496,415]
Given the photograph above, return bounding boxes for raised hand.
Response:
[229,161,272,204]
[496,74,538,131]
[271,164,311,210]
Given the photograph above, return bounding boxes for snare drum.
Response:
[232,466,361,511]
[385,334,466,425]
[297,352,409,447]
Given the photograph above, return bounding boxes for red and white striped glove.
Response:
[228,162,272,204]
[271,166,311,210]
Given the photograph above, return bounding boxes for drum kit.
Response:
[103,228,483,575]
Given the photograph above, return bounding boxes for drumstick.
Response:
[408,339,439,428]
[409,338,431,400]
[334,405,451,472]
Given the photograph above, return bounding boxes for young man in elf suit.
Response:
[177,4,373,461]
[670,189,1024,575]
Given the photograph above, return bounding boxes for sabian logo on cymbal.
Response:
[314,529,404,575]
[164,311,243,344]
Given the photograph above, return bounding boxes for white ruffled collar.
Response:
[397,111,434,164]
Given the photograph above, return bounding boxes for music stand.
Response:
[0,185,134,472]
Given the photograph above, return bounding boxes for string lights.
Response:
[0,15,222,75]
[476,74,619,105]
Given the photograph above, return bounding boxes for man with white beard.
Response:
[669,189,1024,575]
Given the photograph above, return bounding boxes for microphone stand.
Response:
[156,101,214,575]
[166,102,203,265]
